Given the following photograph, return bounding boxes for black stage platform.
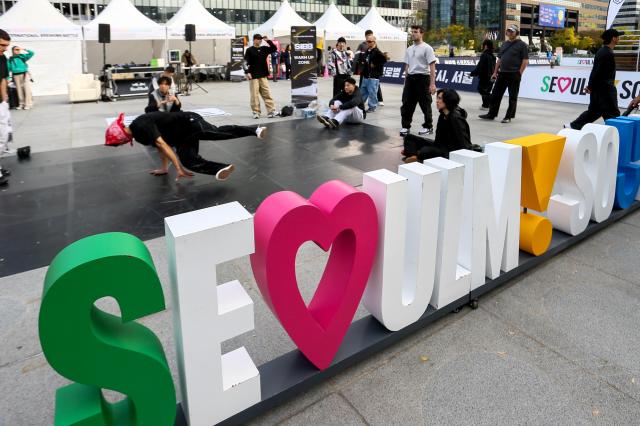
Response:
[0,119,403,278]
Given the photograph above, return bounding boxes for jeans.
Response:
[400,74,433,130]
[488,72,521,119]
[570,85,621,130]
[177,119,257,175]
[361,78,380,110]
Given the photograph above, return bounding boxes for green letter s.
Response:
[540,76,550,92]
[39,232,176,426]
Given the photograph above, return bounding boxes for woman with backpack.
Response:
[8,46,34,110]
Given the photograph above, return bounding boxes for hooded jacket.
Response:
[434,107,472,154]
[329,87,366,118]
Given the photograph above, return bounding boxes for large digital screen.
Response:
[538,4,566,28]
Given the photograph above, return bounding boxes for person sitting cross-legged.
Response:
[402,88,473,163]
[317,77,366,129]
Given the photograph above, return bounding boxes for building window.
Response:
[337,0,350,5]
[358,0,370,7]
[380,0,398,8]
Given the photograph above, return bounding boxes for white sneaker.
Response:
[252,112,260,119]
[399,128,409,136]
[267,111,276,118]
[418,127,434,135]
[215,164,235,181]
[378,101,385,106]
[23,106,31,110]
[563,123,573,129]
[16,106,23,110]
[256,126,268,139]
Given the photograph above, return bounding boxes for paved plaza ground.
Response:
[1,77,640,425]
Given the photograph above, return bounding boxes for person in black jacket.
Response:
[360,35,387,113]
[281,45,292,80]
[244,33,277,119]
[566,29,623,130]
[470,39,496,110]
[317,77,365,129]
[145,76,181,113]
[402,89,472,163]
[105,111,268,182]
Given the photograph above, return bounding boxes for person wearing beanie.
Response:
[105,111,268,182]
[317,77,365,129]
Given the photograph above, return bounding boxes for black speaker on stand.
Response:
[183,24,207,94]
[99,23,112,101]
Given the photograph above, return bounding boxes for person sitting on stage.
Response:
[316,77,365,129]
[148,65,176,94]
[145,76,181,113]
[402,88,472,163]
[105,111,268,182]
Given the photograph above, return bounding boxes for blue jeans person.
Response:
[361,77,380,111]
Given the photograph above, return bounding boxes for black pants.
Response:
[488,72,521,119]
[285,64,291,79]
[377,84,383,102]
[403,133,447,161]
[333,74,349,96]
[177,119,256,175]
[401,74,433,130]
[570,85,620,130]
[478,79,493,108]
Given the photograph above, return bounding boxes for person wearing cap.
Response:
[317,77,365,129]
[244,34,278,119]
[327,37,352,96]
[479,24,529,124]
[566,29,623,130]
[105,111,268,182]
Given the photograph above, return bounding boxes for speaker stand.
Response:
[185,41,208,95]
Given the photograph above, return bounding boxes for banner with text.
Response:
[230,38,245,73]
[380,61,478,92]
[291,26,318,107]
[519,67,640,108]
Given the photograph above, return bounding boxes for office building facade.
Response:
[612,0,640,30]
[0,0,415,36]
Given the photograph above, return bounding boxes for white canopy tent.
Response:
[356,6,407,41]
[249,0,311,39]
[314,3,363,41]
[165,0,235,65]
[0,0,82,96]
[83,0,167,74]
[356,6,407,60]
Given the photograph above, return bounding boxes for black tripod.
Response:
[184,41,208,95]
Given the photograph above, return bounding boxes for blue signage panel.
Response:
[380,61,478,92]
[539,4,566,28]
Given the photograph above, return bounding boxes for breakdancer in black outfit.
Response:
[105,111,267,181]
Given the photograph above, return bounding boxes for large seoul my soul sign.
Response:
[38,123,639,426]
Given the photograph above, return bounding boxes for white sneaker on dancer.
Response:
[253,112,260,119]
[418,127,433,135]
[399,128,408,136]
[256,126,268,139]
[215,164,235,181]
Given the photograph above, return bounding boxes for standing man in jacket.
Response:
[244,34,278,119]
[479,24,529,123]
[566,29,623,130]
[317,77,365,129]
[327,37,352,96]
[360,35,387,113]
[399,25,437,136]
[8,46,34,110]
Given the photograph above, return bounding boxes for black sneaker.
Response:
[0,175,7,186]
[0,168,10,176]
[479,114,495,120]
[316,115,331,128]
[329,119,340,129]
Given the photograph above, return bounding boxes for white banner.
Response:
[519,67,640,108]
[606,0,626,29]
[559,57,594,67]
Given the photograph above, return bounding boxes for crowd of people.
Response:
[2,25,640,188]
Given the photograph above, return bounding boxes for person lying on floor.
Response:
[402,88,472,163]
[316,77,366,129]
[145,76,181,113]
[105,111,267,182]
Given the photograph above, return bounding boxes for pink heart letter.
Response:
[250,180,379,370]
[557,77,571,93]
